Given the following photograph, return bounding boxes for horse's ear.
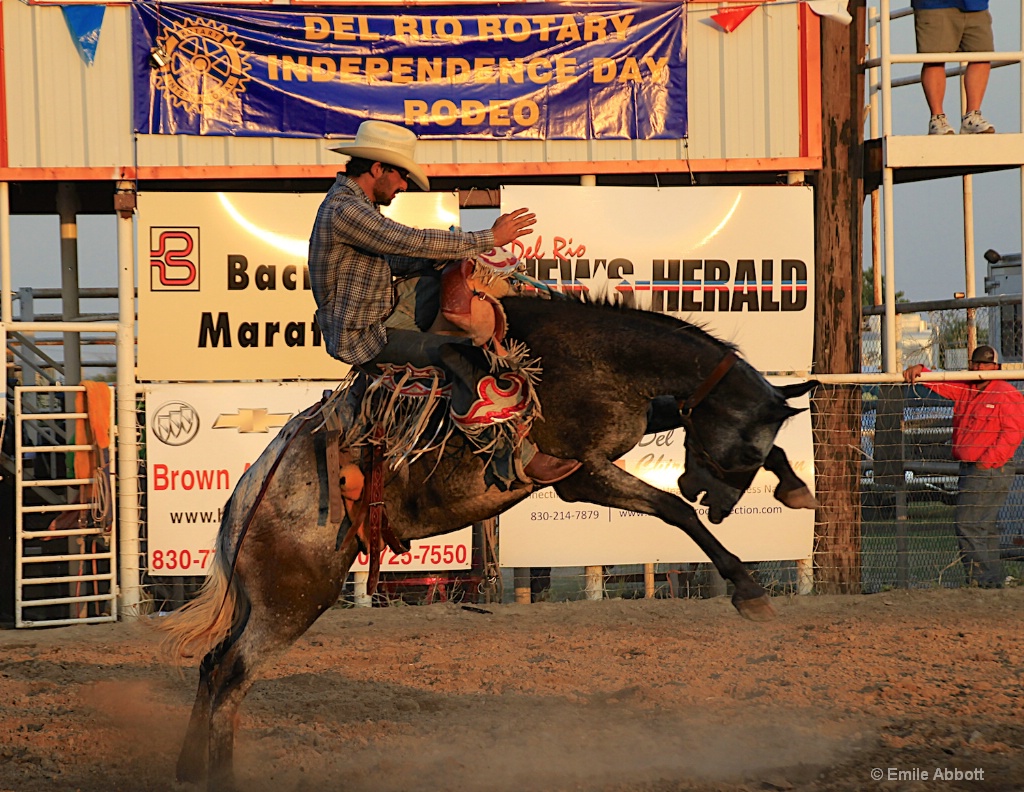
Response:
[776,380,819,401]
[767,403,806,423]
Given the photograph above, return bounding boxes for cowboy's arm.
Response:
[332,199,495,265]
[386,207,537,274]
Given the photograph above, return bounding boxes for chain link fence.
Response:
[478,303,1024,604]
[10,304,1024,613]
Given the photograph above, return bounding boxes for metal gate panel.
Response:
[14,385,118,627]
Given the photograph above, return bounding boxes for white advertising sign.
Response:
[499,381,815,567]
[145,382,470,576]
[501,185,815,373]
[137,191,460,381]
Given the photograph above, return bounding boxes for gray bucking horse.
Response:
[158,295,818,791]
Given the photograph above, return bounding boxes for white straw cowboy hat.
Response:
[329,121,430,191]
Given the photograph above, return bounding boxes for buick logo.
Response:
[152,401,200,446]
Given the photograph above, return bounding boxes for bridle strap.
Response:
[679,351,737,416]
[675,351,755,479]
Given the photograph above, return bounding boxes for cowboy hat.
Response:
[329,121,429,191]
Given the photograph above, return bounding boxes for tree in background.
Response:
[862,267,906,307]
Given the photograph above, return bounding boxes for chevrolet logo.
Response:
[213,408,292,433]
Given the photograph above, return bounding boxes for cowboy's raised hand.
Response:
[491,208,537,247]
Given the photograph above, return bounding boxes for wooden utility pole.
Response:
[812,2,866,593]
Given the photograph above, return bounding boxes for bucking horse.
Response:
[158,292,818,791]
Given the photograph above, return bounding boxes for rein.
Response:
[678,350,737,417]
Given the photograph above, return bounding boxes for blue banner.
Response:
[131,2,686,140]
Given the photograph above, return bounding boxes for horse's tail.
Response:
[153,404,316,665]
[156,505,247,665]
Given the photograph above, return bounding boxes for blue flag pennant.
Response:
[62,5,106,66]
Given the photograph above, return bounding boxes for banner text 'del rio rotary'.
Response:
[131,2,687,139]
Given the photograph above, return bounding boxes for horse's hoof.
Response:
[775,485,818,511]
[733,595,776,622]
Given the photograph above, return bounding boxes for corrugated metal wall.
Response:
[3,1,805,172]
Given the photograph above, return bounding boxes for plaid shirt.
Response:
[308,175,494,364]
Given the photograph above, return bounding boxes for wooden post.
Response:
[56,183,82,387]
[513,568,531,604]
[876,385,909,587]
[353,571,371,607]
[704,566,728,598]
[813,3,866,594]
[644,563,655,598]
[796,558,814,595]
[584,566,603,600]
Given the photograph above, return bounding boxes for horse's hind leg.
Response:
[206,632,261,791]
[177,610,253,785]
[204,553,359,789]
[176,651,217,783]
[196,609,316,791]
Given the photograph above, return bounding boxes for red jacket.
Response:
[918,369,1024,468]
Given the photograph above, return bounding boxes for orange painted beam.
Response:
[798,3,823,161]
[0,155,822,184]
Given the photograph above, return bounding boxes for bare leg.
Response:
[964,61,990,113]
[921,63,947,115]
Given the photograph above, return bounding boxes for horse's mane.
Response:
[508,291,739,353]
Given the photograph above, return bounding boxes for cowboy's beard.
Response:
[373,176,399,206]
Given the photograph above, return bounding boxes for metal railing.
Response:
[14,384,118,627]
[863,2,1024,373]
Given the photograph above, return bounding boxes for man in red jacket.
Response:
[904,346,1024,587]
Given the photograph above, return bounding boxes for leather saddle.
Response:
[438,248,521,355]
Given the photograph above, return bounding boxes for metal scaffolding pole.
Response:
[115,187,141,616]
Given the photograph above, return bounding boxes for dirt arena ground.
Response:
[0,588,1021,792]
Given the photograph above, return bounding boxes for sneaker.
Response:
[961,111,995,134]
[928,114,955,135]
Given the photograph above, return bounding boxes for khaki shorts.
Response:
[385,274,441,331]
[915,8,993,54]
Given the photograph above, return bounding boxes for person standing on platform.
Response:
[903,346,1024,587]
[912,0,995,135]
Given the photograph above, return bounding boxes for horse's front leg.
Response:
[555,462,774,621]
[764,445,818,511]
